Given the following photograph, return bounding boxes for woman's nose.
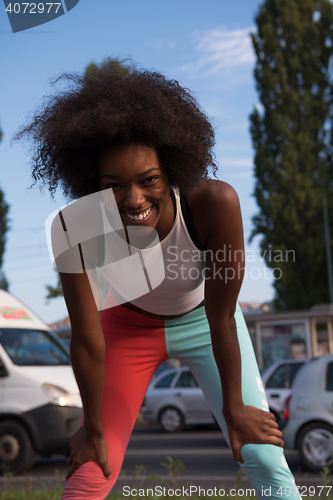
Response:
[124,186,145,208]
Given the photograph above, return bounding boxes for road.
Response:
[1,426,332,493]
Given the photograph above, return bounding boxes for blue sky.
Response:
[0,0,276,324]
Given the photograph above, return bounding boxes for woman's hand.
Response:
[224,405,284,463]
[66,425,112,481]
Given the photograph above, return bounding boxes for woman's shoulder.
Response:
[185,179,240,248]
[186,179,239,207]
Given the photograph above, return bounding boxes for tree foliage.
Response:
[45,272,63,300]
[250,0,333,309]
[84,58,131,82]
[0,125,10,291]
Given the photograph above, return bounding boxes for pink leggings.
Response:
[61,303,299,500]
[61,305,167,499]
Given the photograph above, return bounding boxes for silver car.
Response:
[282,354,333,471]
[141,367,216,432]
[262,359,306,423]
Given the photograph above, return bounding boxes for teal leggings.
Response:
[61,302,300,500]
[165,304,299,499]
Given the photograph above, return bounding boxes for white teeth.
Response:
[126,206,153,221]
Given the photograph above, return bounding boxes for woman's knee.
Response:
[240,444,287,476]
[61,461,116,500]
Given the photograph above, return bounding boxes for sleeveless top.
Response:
[99,188,206,316]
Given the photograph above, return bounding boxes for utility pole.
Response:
[322,180,333,303]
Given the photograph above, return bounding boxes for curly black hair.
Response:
[16,59,218,200]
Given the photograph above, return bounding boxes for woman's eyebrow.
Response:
[100,168,160,179]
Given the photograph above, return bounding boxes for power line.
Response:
[4,253,50,264]
[10,277,56,285]
[6,243,48,253]
[5,261,53,272]
[10,225,45,232]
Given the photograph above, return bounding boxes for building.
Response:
[244,304,333,371]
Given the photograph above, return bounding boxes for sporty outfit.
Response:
[61,189,300,500]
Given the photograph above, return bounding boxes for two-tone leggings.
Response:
[61,303,300,500]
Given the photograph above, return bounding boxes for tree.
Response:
[46,270,109,307]
[45,272,63,300]
[84,59,130,82]
[250,0,333,310]
[0,125,10,290]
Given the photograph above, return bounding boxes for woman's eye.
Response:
[143,176,158,184]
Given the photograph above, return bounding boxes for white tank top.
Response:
[100,188,205,316]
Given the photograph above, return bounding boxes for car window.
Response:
[288,363,304,387]
[265,365,287,388]
[326,362,333,391]
[175,371,199,388]
[0,328,70,366]
[155,373,175,388]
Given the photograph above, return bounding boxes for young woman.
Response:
[18,60,300,500]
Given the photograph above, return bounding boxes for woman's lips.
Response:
[122,205,154,224]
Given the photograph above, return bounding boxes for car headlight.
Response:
[42,383,75,406]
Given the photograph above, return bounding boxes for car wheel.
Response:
[160,407,184,432]
[0,420,36,473]
[297,422,333,472]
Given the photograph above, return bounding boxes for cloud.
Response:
[180,26,256,79]
[223,171,253,180]
[149,38,176,50]
[216,144,250,152]
[219,158,254,181]
[218,120,250,133]
[220,158,253,168]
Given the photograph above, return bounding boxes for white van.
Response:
[0,290,82,473]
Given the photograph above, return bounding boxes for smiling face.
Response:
[98,143,175,240]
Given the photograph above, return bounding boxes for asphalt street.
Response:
[1,426,332,493]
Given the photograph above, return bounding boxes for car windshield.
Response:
[155,372,176,388]
[175,371,199,388]
[266,362,304,388]
[0,328,70,366]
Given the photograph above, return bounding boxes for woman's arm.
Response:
[59,268,112,481]
[202,181,283,462]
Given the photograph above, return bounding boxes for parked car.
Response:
[0,290,82,473]
[141,367,216,432]
[53,325,71,348]
[261,359,306,423]
[282,354,333,472]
